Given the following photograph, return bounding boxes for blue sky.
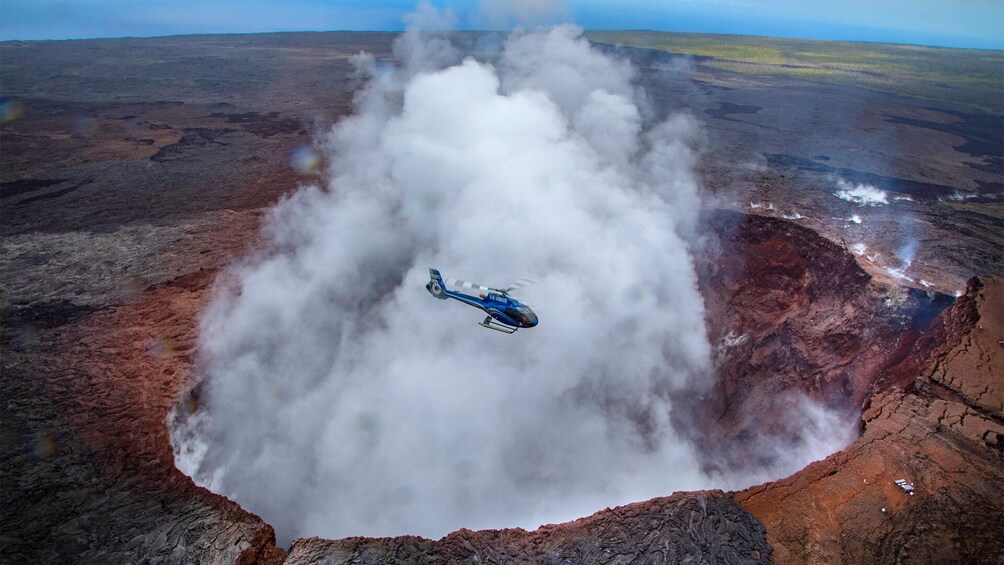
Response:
[1,0,1001,50]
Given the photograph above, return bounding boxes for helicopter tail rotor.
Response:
[426,268,449,299]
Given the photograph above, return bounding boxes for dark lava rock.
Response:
[1,298,97,329]
[150,128,235,162]
[286,491,770,564]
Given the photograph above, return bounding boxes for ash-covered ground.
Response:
[2,28,1002,564]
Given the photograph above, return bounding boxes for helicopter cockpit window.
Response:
[504,306,535,325]
[520,307,537,325]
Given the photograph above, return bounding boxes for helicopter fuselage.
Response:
[426,269,538,331]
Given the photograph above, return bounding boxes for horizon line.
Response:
[2,28,1001,53]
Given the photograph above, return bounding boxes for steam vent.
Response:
[3,26,1003,565]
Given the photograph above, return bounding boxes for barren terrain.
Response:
[2,32,1002,563]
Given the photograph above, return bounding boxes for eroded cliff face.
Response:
[736,277,1003,563]
[687,210,955,474]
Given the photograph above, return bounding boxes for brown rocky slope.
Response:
[686,210,956,474]
[737,277,1003,563]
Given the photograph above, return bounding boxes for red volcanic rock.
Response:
[688,210,954,472]
[735,277,1004,563]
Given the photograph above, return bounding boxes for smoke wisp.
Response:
[172,22,852,545]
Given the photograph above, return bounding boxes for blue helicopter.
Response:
[426,268,538,333]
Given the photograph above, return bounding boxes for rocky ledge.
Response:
[287,491,769,564]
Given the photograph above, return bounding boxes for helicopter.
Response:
[426,268,538,334]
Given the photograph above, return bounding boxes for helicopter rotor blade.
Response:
[444,274,540,296]
[502,275,540,294]
[444,277,493,295]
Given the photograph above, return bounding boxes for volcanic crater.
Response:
[3,32,1002,564]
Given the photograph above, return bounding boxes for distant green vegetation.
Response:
[587,31,1004,114]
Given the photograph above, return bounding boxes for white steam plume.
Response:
[172,22,852,545]
[834,178,889,206]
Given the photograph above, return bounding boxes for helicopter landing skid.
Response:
[480,316,518,334]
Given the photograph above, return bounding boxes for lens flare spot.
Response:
[30,432,59,459]
[289,144,323,175]
[145,336,175,359]
[0,97,27,124]
[11,322,43,347]
[74,116,99,138]
[116,275,147,300]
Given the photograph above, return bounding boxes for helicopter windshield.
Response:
[509,305,537,327]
